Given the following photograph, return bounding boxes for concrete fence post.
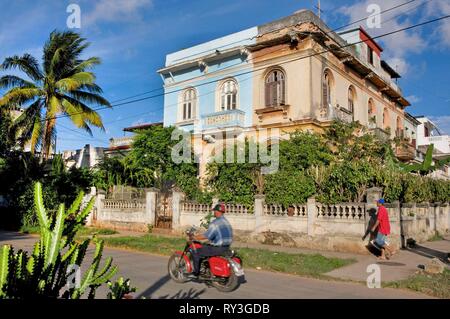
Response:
[392,200,402,248]
[254,195,265,233]
[307,197,316,236]
[172,188,185,230]
[146,188,159,227]
[92,191,105,227]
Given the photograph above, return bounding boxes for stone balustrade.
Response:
[316,203,365,220]
[264,204,307,217]
[102,199,146,210]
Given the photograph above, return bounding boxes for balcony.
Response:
[202,109,245,130]
[255,104,289,122]
[318,104,353,123]
[369,127,390,141]
[395,142,416,161]
[109,136,134,148]
[420,135,450,154]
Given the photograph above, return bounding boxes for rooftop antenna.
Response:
[314,0,323,19]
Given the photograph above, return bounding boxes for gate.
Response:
[156,190,173,229]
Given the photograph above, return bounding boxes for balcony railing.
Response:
[202,109,245,130]
[369,127,390,141]
[395,143,416,161]
[109,136,134,148]
[318,104,353,123]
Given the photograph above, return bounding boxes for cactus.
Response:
[0,181,134,299]
[107,277,136,299]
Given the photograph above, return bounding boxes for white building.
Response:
[415,116,450,180]
[416,116,450,155]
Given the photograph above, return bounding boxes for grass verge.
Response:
[101,234,355,278]
[385,269,450,298]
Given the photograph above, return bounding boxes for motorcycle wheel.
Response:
[211,272,240,292]
[168,253,189,283]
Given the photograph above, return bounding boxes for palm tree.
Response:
[0,30,111,160]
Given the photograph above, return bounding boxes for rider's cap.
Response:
[377,198,385,204]
[212,203,226,213]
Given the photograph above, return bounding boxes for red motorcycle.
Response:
[167,227,245,292]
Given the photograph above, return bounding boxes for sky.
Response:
[1,0,449,152]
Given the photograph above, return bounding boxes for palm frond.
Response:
[60,99,95,136]
[72,57,101,72]
[79,83,103,94]
[0,87,42,108]
[61,96,104,130]
[66,90,111,107]
[55,72,95,92]
[0,75,36,90]
[44,30,89,78]
[12,99,43,151]
[1,54,43,81]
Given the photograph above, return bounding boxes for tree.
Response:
[0,31,110,160]
[126,126,200,198]
[278,130,333,171]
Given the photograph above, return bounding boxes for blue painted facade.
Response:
[159,27,258,132]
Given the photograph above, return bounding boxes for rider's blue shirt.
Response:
[204,215,233,247]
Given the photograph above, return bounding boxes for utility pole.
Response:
[318,0,321,19]
[314,0,323,19]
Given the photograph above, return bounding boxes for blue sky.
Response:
[1,0,449,151]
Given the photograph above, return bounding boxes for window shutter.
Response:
[322,76,328,107]
[281,80,286,105]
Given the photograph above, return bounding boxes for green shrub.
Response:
[265,170,316,206]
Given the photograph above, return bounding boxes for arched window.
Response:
[220,79,238,110]
[182,88,196,120]
[322,70,333,107]
[265,69,286,106]
[383,108,390,129]
[348,86,356,113]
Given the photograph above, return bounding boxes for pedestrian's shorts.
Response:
[375,233,387,247]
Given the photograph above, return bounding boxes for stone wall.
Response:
[89,188,157,232]
[176,189,449,254]
[89,186,449,254]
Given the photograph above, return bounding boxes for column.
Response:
[307,197,316,236]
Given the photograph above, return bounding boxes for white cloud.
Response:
[429,115,450,134]
[406,95,421,104]
[82,0,153,27]
[424,0,450,48]
[386,57,409,75]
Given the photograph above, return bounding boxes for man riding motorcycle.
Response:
[189,203,233,278]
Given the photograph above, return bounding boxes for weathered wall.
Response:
[90,187,449,254]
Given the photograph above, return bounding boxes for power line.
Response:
[332,0,417,32]
[57,123,110,145]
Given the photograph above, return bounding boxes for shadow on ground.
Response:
[407,243,449,264]
[136,274,207,299]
